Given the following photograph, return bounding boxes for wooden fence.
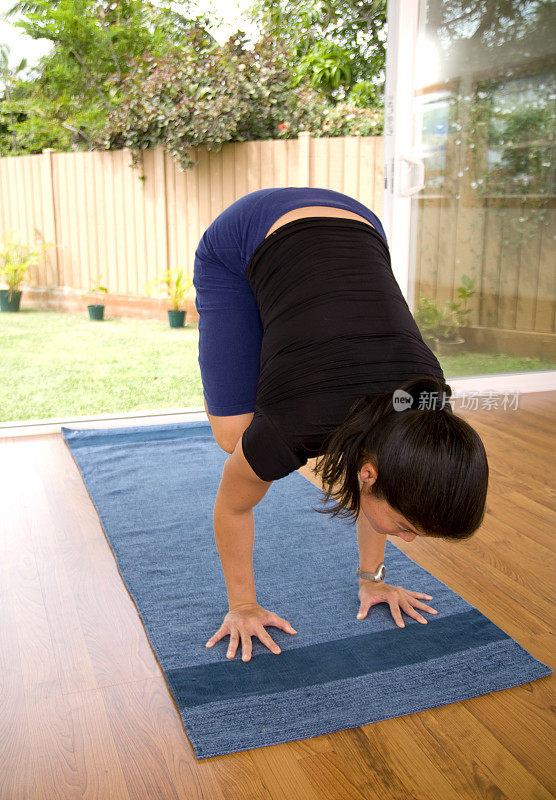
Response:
[415,196,555,334]
[0,133,383,296]
[0,133,553,334]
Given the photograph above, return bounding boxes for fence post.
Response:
[298,131,312,186]
[41,148,60,286]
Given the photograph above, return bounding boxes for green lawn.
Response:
[0,310,204,422]
[0,310,554,423]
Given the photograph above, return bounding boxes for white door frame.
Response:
[383,0,422,306]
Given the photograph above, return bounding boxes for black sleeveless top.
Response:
[241,217,445,481]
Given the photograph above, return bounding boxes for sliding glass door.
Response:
[384,0,555,381]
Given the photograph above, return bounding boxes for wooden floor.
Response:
[1,392,554,800]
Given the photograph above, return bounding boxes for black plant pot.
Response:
[0,289,22,312]
[88,304,105,320]
[168,309,185,328]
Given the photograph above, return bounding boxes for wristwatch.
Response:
[357,563,386,582]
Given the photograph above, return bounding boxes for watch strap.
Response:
[357,563,385,582]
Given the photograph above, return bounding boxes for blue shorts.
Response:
[192,187,388,416]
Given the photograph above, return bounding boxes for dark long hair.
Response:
[312,375,489,539]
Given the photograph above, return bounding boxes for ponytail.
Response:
[312,374,489,539]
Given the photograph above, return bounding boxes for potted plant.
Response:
[0,230,50,312]
[146,267,193,328]
[414,274,476,356]
[85,273,108,320]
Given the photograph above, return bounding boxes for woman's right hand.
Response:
[206,602,297,662]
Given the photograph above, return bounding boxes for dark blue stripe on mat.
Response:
[167,609,507,708]
[61,421,210,449]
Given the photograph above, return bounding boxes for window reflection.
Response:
[411,0,555,375]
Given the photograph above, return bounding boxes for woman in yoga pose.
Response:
[193,187,489,662]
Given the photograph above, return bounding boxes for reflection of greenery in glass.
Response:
[413,0,555,343]
[466,73,552,286]
[437,351,556,378]
[414,275,476,342]
[420,94,455,193]
[475,73,555,197]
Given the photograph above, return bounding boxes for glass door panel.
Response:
[410,0,555,377]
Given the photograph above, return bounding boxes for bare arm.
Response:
[213,435,273,607]
[206,435,297,660]
[356,507,387,581]
[356,507,437,626]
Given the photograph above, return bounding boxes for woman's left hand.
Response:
[357,581,438,627]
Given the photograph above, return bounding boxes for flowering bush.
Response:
[310,100,383,137]
[275,88,383,139]
[96,35,302,170]
[95,33,383,172]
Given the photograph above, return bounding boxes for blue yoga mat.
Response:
[62,420,551,759]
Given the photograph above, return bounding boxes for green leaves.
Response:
[294,40,353,97]
[94,34,383,171]
[0,0,214,154]
[414,276,477,342]
[1,0,386,158]
[145,268,192,311]
[95,37,297,170]
[0,229,52,292]
[251,0,386,104]
[89,272,108,295]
